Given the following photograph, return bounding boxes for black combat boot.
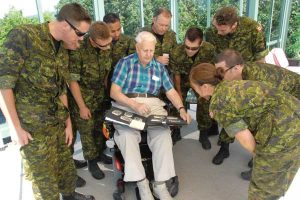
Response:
[207,122,219,136]
[76,175,86,188]
[241,169,252,181]
[62,192,95,200]
[88,158,105,180]
[95,153,112,164]
[74,159,87,169]
[248,158,253,168]
[212,142,230,165]
[199,129,211,150]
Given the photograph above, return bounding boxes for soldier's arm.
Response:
[68,50,91,119]
[252,24,268,62]
[0,89,33,146]
[174,74,183,101]
[69,81,91,119]
[0,28,33,147]
[59,94,73,146]
[235,129,256,154]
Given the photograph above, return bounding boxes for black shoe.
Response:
[88,159,105,180]
[248,158,253,168]
[74,159,87,169]
[241,169,252,181]
[199,130,211,150]
[76,175,86,188]
[212,142,230,165]
[171,128,182,145]
[207,123,219,136]
[95,153,112,164]
[62,192,95,200]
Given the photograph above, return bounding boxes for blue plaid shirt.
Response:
[111,53,174,95]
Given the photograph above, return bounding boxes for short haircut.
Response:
[89,21,111,41]
[103,13,120,24]
[215,49,245,66]
[214,6,238,26]
[153,7,172,18]
[56,3,92,25]
[185,27,203,42]
[135,31,157,44]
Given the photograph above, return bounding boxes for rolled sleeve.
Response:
[224,119,248,137]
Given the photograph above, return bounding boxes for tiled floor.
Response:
[0,107,299,200]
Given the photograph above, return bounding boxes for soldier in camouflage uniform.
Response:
[215,49,300,179]
[170,27,216,149]
[204,6,268,165]
[103,13,136,68]
[102,13,136,125]
[68,22,112,180]
[190,63,300,200]
[0,3,95,200]
[139,8,177,65]
[206,6,268,62]
[139,8,181,143]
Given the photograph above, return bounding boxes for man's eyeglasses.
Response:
[225,64,239,72]
[65,19,87,37]
[91,38,111,48]
[185,45,200,51]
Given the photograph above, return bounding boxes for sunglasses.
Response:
[91,38,111,48]
[65,19,87,37]
[185,44,200,51]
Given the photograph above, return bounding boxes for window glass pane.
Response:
[55,0,95,20]
[143,0,170,26]
[286,1,300,58]
[177,0,207,42]
[177,0,243,42]
[210,0,241,18]
[104,0,141,36]
[0,0,39,48]
[258,0,281,47]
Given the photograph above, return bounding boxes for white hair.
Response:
[135,31,157,44]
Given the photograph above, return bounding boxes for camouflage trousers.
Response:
[196,97,235,143]
[20,125,77,200]
[249,147,300,200]
[71,106,106,161]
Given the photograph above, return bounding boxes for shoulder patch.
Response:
[256,24,263,32]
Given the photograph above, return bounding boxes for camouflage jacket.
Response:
[206,16,268,62]
[111,34,136,68]
[0,22,69,133]
[68,36,112,110]
[140,26,177,57]
[242,62,300,99]
[170,41,216,93]
[210,80,300,154]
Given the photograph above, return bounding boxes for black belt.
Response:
[126,93,157,98]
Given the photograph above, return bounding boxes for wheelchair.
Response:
[103,115,182,200]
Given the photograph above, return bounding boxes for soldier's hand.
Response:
[79,106,91,120]
[135,102,151,116]
[179,109,192,124]
[65,117,73,147]
[15,127,33,147]
[156,56,169,65]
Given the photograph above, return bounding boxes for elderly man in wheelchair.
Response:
[109,31,191,200]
